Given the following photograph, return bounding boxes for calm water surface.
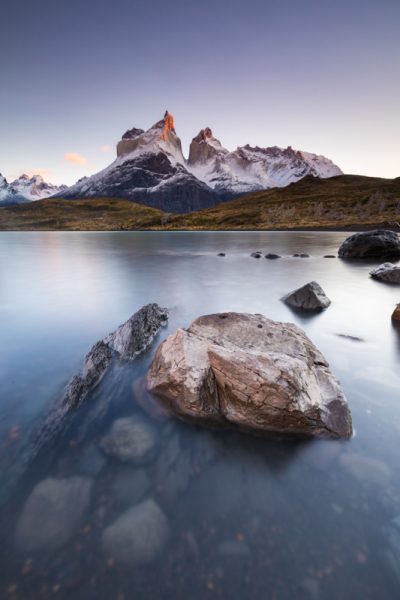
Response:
[0,231,399,599]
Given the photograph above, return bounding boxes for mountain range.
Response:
[56,111,342,213]
[0,173,66,206]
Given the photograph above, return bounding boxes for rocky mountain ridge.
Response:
[0,173,66,205]
[58,111,342,213]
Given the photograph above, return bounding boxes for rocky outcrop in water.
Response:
[60,303,168,414]
[20,305,167,475]
[282,281,331,311]
[146,313,352,439]
[338,230,400,259]
[370,263,400,284]
[15,476,92,553]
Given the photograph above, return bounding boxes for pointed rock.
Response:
[282,281,331,311]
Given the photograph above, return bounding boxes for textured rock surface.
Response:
[62,303,168,411]
[103,303,169,359]
[338,230,400,259]
[102,499,170,565]
[370,263,400,284]
[146,313,352,439]
[282,281,331,311]
[100,415,158,464]
[392,305,400,322]
[15,477,92,553]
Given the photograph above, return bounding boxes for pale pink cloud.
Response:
[99,144,112,153]
[64,152,88,166]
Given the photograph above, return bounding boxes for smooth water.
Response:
[0,231,399,600]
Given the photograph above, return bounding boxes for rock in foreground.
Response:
[63,303,168,410]
[370,263,400,284]
[146,313,352,439]
[15,477,92,553]
[282,281,331,311]
[338,230,400,259]
[102,499,170,566]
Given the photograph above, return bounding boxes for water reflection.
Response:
[0,231,400,599]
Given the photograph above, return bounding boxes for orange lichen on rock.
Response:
[160,110,176,140]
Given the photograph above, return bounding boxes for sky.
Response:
[0,0,399,186]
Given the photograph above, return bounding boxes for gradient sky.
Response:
[1,0,399,185]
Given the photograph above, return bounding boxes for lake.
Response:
[0,231,399,599]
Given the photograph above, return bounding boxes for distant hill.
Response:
[1,174,399,231]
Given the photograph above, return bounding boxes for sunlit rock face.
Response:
[146,313,353,439]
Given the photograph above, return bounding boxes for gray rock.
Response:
[251,252,262,258]
[15,476,92,553]
[100,414,158,465]
[338,230,400,259]
[217,253,226,257]
[324,254,336,258]
[265,253,281,259]
[76,445,106,476]
[370,263,400,284]
[300,253,310,258]
[146,312,352,439]
[282,281,331,311]
[111,468,151,508]
[103,303,168,360]
[62,303,168,411]
[102,499,170,565]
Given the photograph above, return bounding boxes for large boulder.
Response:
[102,499,170,565]
[15,476,92,553]
[282,281,331,311]
[338,230,400,259]
[146,313,352,439]
[100,414,158,465]
[370,263,400,284]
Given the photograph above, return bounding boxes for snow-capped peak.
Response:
[116,110,185,166]
[0,172,66,204]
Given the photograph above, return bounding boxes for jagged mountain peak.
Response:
[116,110,184,165]
[0,172,66,205]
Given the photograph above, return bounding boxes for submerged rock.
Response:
[100,414,158,465]
[111,467,151,509]
[102,499,170,565]
[265,253,281,259]
[382,516,400,585]
[370,263,400,284]
[282,281,331,311]
[340,453,390,486]
[217,252,226,257]
[15,476,92,553]
[146,312,352,439]
[338,230,400,259]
